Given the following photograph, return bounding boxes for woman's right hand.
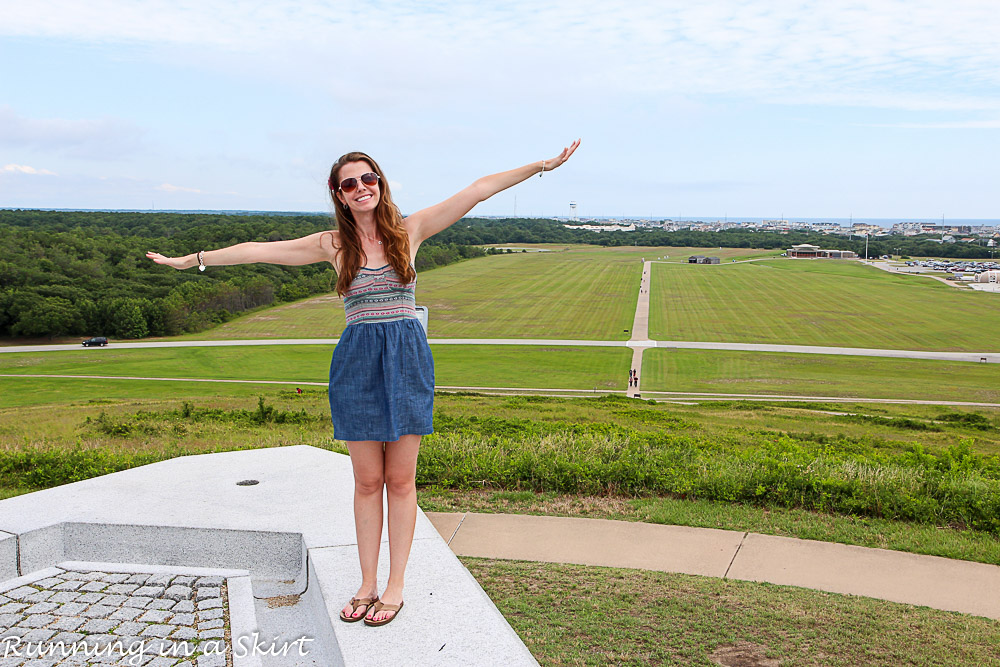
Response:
[146,251,195,270]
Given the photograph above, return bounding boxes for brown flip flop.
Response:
[364,600,403,626]
[340,596,378,623]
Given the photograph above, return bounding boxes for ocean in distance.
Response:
[3,208,998,229]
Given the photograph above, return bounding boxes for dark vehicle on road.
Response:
[82,337,108,347]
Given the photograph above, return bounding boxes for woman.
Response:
[146,139,580,626]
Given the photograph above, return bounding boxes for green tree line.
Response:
[434,217,998,259]
[0,210,485,340]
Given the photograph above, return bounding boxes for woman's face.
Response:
[335,160,380,216]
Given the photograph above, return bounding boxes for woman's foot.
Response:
[367,586,403,624]
[340,586,378,622]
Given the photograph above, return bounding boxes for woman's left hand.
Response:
[543,139,581,173]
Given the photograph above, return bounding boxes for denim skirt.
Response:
[328,318,434,442]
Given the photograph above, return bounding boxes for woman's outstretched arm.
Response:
[406,139,580,246]
[145,230,337,270]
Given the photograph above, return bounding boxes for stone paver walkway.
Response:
[0,567,229,667]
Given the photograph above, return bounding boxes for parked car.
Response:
[82,337,108,347]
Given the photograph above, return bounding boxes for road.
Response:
[4,338,997,363]
[4,373,999,408]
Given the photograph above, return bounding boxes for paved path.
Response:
[426,512,1000,621]
[4,339,998,364]
[626,260,653,398]
[5,375,1000,408]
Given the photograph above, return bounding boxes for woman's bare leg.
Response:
[368,433,420,622]
[342,440,385,620]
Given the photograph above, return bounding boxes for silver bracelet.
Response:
[539,160,546,177]
[197,250,206,272]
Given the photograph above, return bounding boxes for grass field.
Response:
[5,341,1000,409]
[165,246,776,342]
[467,558,1000,666]
[641,348,1000,404]
[0,345,631,408]
[648,258,1000,350]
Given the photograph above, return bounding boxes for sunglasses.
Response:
[336,172,380,193]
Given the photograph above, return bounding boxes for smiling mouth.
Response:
[356,194,373,202]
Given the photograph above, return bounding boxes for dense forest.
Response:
[0,210,485,340]
[1,209,993,340]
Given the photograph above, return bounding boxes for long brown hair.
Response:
[326,152,414,295]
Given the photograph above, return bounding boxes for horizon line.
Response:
[2,207,998,225]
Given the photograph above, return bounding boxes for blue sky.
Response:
[1,0,998,219]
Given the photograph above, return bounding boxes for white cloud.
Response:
[2,163,57,175]
[156,183,203,193]
[1,1,998,112]
[865,119,1000,129]
[0,106,144,159]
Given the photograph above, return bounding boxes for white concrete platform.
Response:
[0,445,536,666]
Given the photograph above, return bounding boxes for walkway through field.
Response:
[4,374,1000,408]
[3,338,999,362]
[626,260,653,397]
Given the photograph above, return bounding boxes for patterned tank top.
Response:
[342,264,418,325]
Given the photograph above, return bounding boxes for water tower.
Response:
[569,201,578,221]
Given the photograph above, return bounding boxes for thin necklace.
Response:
[361,229,382,245]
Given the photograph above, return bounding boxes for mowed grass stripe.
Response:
[649,259,1000,350]
[0,345,630,407]
[168,293,345,341]
[168,250,641,341]
[156,246,776,342]
[417,250,642,339]
[0,376,282,408]
[642,348,1000,403]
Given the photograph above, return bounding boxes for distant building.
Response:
[976,271,1000,284]
[787,244,858,259]
[823,249,858,259]
[562,223,636,232]
[787,244,821,258]
[687,255,720,264]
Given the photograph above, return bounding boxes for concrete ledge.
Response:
[0,566,63,594]
[227,575,264,667]
[16,522,305,593]
[0,530,16,580]
[57,560,251,578]
[0,447,536,665]
[311,537,538,666]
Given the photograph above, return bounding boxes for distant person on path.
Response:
[146,139,580,626]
